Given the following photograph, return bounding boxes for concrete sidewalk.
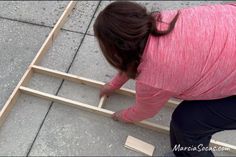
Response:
[0,1,235,156]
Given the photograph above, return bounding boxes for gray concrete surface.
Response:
[0,18,50,109]
[0,1,235,156]
[0,1,99,33]
[0,1,67,27]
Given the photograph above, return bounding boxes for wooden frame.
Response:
[0,0,235,154]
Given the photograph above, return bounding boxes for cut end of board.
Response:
[124,135,155,156]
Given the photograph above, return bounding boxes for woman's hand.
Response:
[112,110,125,122]
[112,110,131,123]
[99,83,115,98]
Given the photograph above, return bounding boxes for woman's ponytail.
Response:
[149,11,180,36]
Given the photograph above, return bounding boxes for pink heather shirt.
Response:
[109,3,236,122]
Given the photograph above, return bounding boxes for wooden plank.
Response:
[168,99,181,108]
[19,86,236,154]
[210,139,236,154]
[32,65,179,108]
[0,1,77,128]
[125,135,155,156]
[98,96,107,108]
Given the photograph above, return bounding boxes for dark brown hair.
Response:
[94,1,179,79]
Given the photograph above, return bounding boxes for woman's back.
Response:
[137,3,236,100]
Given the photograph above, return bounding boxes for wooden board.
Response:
[98,96,107,108]
[125,135,155,156]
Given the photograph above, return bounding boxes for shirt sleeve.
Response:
[121,82,174,122]
[108,72,129,90]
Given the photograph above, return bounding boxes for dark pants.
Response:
[170,96,236,157]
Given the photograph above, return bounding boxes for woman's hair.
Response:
[93,1,179,79]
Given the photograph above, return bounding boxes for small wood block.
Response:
[98,95,107,108]
[124,135,155,156]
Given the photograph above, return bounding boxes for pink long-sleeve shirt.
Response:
[109,3,236,122]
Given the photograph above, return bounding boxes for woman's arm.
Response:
[100,72,129,97]
[108,72,129,90]
[117,82,173,123]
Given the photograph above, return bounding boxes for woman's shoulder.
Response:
[177,2,236,15]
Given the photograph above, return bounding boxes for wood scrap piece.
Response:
[124,135,155,156]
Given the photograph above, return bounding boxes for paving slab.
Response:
[63,1,99,33]
[0,18,50,109]
[0,1,99,34]
[0,26,83,155]
[39,30,83,72]
[0,1,67,27]
[57,81,101,106]
[0,94,51,156]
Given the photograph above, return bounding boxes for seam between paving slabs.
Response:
[0,15,87,36]
[26,1,102,156]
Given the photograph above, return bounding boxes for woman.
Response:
[93,1,236,157]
